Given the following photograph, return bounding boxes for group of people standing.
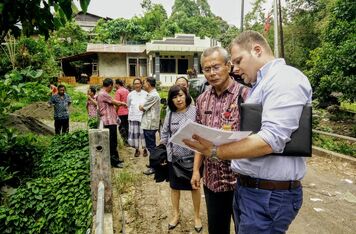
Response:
[86,78,158,169]
[154,30,311,234]
[48,30,311,234]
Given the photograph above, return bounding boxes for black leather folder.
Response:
[240,103,312,157]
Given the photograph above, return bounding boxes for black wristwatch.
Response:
[210,145,219,160]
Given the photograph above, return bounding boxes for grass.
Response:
[313,133,356,157]
[115,169,141,194]
[341,102,356,113]
[65,84,88,122]
[158,88,169,100]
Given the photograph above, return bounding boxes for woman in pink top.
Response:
[86,86,98,128]
[114,79,130,144]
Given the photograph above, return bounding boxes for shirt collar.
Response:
[253,58,286,87]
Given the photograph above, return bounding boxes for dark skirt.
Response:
[168,162,193,191]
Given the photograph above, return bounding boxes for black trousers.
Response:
[54,118,69,135]
[118,115,129,144]
[104,124,121,165]
[204,185,235,234]
[143,129,157,167]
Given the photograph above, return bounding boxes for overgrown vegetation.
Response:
[306,0,355,105]
[312,105,355,156]
[0,130,92,233]
[313,134,355,157]
[65,84,88,122]
[115,169,141,194]
[0,129,48,189]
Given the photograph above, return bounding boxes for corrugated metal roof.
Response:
[60,52,97,62]
[87,44,146,53]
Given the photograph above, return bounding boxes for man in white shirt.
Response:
[127,78,148,157]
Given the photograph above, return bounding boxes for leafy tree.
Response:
[92,1,168,43]
[93,18,144,44]
[168,0,229,39]
[48,22,88,58]
[171,0,201,18]
[0,36,58,80]
[242,0,278,51]
[244,0,266,32]
[141,0,153,11]
[16,37,53,71]
[138,3,168,41]
[92,0,237,44]
[0,0,91,41]
[218,26,240,48]
[307,0,356,105]
[283,0,323,70]
[197,0,213,17]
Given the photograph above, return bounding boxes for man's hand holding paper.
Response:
[169,121,251,154]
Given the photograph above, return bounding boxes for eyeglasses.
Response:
[202,64,224,74]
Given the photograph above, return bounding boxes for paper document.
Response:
[169,121,252,152]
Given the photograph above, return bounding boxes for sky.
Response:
[76,0,276,28]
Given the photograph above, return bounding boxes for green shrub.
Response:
[0,167,17,202]
[313,133,356,157]
[0,167,17,185]
[0,130,92,233]
[0,128,47,185]
[0,172,91,234]
[65,84,88,122]
[88,117,99,129]
[21,82,49,103]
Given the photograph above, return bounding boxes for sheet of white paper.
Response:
[169,121,252,152]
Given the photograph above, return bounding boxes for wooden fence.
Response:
[58,76,76,84]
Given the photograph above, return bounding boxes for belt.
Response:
[238,174,301,190]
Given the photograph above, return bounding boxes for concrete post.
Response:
[155,52,160,81]
[193,53,199,74]
[95,181,105,234]
[89,128,112,213]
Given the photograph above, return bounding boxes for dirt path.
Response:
[113,148,356,234]
[289,156,356,234]
[74,84,90,94]
[112,147,209,234]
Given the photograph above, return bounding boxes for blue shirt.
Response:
[231,59,312,181]
[49,93,72,119]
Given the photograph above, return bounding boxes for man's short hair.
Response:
[200,46,229,66]
[115,79,124,86]
[103,78,113,87]
[230,30,273,55]
[58,84,65,90]
[167,85,192,112]
[146,77,156,87]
